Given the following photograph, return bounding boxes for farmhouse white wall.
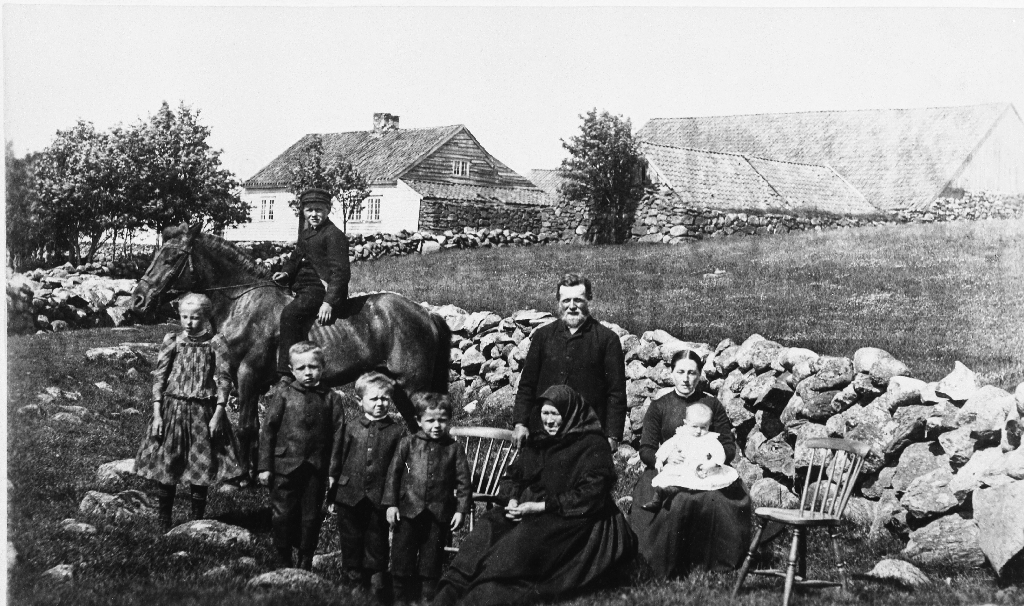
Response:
[951,110,1024,195]
[223,183,424,242]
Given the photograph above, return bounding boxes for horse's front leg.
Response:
[235,361,265,485]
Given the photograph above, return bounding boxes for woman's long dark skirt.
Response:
[438,504,636,606]
[628,468,752,579]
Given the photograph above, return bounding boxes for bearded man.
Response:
[511,273,627,450]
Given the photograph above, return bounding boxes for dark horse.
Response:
[131,224,451,480]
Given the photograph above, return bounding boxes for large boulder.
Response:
[853,347,893,374]
[95,458,136,490]
[900,468,958,519]
[873,376,927,412]
[464,311,502,335]
[955,385,1016,445]
[749,477,799,509]
[79,490,155,523]
[861,559,931,588]
[166,520,254,548]
[938,426,978,470]
[902,515,984,567]
[792,386,843,422]
[935,361,980,403]
[246,568,332,592]
[974,481,1024,577]
[713,345,741,375]
[891,442,951,494]
[792,423,829,469]
[781,347,819,371]
[746,340,785,373]
[483,385,516,410]
[802,356,855,392]
[734,334,766,372]
[744,431,795,478]
[85,346,142,364]
[435,304,471,332]
[843,492,902,542]
[948,447,1007,503]
[869,357,911,389]
[842,404,894,474]
[733,454,763,488]
[740,372,792,413]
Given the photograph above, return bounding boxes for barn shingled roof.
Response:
[643,144,877,216]
[637,103,1014,211]
[527,169,565,201]
[245,124,536,191]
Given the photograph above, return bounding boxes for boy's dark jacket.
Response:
[258,378,346,476]
[382,431,472,521]
[280,218,350,307]
[334,415,407,507]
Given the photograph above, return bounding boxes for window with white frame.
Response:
[259,198,275,221]
[364,197,381,222]
[451,160,470,177]
[347,201,364,222]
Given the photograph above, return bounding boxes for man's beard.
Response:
[561,310,588,328]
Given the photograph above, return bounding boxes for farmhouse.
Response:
[637,103,1024,214]
[223,113,548,241]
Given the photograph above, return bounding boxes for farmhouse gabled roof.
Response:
[245,124,536,190]
[643,144,877,216]
[404,180,552,207]
[638,103,1017,211]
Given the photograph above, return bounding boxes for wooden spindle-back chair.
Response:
[445,427,519,552]
[732,438,871,606]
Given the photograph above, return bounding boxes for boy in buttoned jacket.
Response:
[333,372,407,592]
[258,342,346,570]
[384,393,472,601]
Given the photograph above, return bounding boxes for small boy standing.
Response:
[333,372,407,595]
[135,292,243,530]
[384,394,472,602]
[258,341,346,570]
[271,188,350,384]
[641,403,739,513]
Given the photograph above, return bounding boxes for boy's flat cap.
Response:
[298,188,333,206]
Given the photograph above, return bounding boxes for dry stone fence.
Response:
[423,301,1024,578]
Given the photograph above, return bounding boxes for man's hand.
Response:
[608,437,619,451]
[506,501,545,521]
[258,471,271,486]
[208,407,226,438]
[271,271,288,285]
[386,507,401,526]
[316,302,333,325]
[512,424,529,448]
[450,512,464,531]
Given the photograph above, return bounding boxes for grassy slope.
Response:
[353,219,1024,389]
[7,219,1023,605]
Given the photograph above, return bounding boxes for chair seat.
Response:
[754,508,841,526]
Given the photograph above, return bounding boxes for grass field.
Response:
[6,219,1023,605]
[353,218,1024,390]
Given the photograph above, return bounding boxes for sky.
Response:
[4,6,1024,183]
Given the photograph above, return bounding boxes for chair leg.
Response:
[796,531,807,580]
[829,529,849,593]
[782,528,803,606]
[731,518,766,599]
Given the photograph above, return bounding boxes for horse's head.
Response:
[131,223,204,315]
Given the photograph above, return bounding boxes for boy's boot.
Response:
[156,483,176,531]
[297,551,314,571]
[421,577,440,601]
[640,496,663,513]
[276,547,293,569]
[370,572,391,603]
[189,485,208,520]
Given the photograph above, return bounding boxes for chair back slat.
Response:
[795,439,870,519]
[450,427,519,501]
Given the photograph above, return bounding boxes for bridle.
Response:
[139,240,284,303]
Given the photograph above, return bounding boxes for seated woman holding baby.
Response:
[628,349,752,579]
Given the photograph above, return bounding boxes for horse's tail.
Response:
[430,313,452,394]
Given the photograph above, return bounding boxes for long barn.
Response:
[637,103,1024,214]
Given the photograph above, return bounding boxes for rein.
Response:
[149,240,287,301]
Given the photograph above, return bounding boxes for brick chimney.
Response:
[372,113,400,134]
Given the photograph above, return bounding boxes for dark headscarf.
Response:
[535,385,603,440]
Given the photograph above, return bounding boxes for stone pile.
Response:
[895,192,1024,223]
[6,264,139,335]
[424,302,1024,576]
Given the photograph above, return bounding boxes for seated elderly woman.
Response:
[628,349,752,579]
[432,385,637,606]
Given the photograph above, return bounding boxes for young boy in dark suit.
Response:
[332,371,407,595]
[384,393,472,601]
[258,341,346,569]
[272,188,350,383]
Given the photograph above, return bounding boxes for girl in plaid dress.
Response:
[134,293,243,530]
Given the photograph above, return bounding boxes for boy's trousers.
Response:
[337,499,391,573]
[391,511,450,579]
[270,461,327,554]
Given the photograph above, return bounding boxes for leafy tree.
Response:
[123,102,249,233]
[32,121,129,263]
[288,135,370,232]
[5,143,45,268]
[559,109,646,243]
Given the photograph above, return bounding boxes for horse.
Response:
[131,223,451,481]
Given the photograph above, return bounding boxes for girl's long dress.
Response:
[628,390,752,578]
[439,431,637,606]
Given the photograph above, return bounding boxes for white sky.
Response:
[4,5,1024,182]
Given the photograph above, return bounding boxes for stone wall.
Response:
[418,199,545,234]
[629,186,1024,244]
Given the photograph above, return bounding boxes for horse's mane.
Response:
[195,232,274,280]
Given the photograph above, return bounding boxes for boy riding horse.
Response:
[272,188,350,385]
